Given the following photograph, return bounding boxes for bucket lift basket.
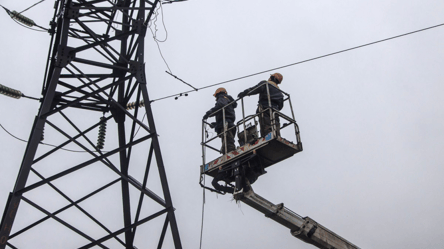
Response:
[200,82,302,193]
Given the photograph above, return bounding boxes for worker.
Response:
[203,87,238,154]
[237,73,284,137]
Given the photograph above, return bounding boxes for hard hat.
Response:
[270,73,283,84]
[213,87,227,96]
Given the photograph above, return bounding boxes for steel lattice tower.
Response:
[0,0,182,248]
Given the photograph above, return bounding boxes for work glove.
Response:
[209,122,216,129]
[203,113,209,120]
[237,91,247,99]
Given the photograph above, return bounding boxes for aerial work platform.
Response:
[200,82,302,193]
[200,82,359,248]
[202,131,302,178]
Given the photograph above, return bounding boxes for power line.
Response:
[166,71,198,91]
[151,36,173,73]
[0,123,105,153]
[12,18,47,32]
[132,113,147,138]
[151,22,444,103]
[0,3,48,31]
[0,83,41,100]
[19,0,45,14]
[0,124,27,143]
[199,184,206,249]
[150,0,168,43]
[148,1,173,73]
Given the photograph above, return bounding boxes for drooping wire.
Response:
[0,123,106,153]
[0,4,48,31]
[150,29,172,73]
[149,0,168,43]
[132,113,147,138]
[39,141,92,153]
[204,122,215,140]
[150,22,444,103]
[199,123,208,249]
[0,124,27,143]
[148,1,173,73]
[11,18,47,32]
[199,180,206,249]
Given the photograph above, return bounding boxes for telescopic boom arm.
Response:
[237,190,360,249]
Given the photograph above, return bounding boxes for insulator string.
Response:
[96,117,107,150]
[0,84,23,99]
[126,100,145,110]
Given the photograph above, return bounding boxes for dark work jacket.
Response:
[240,80,284,110]
[205,93,237,133]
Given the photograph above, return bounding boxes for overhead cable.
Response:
[166,71,198,91]
[199,132,208,249]
[151,37,173,73]
[150,0,168,43]
[12,18,48,32]
[19,0,46,14]
[151,22,444,103]
[162,0,188,4]
[0,83,40,101]
[0,4,48,31]
[0,124,28,143]
[0,123,90,153]
[199,184,206,249]
[148,1,173,73]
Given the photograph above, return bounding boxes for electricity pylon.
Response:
[0,0,182,248]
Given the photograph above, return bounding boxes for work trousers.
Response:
[257,105,280,137]
[219,127,236,154]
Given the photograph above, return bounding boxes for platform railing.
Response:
[201,81,300,169]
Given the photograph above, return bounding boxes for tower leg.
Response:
[0,0,182,248]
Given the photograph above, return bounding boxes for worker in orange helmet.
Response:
[203,87,238,154]
[237,73,284,137]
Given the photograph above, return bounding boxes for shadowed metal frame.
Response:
[0,0,182,248]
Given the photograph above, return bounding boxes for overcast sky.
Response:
[1,0,444,248]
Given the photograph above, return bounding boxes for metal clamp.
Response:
[291,218,318,238]
[265,203,284,218]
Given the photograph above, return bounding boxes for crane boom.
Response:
[237,190,360,249]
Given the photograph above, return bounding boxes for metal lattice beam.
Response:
[0,0,182,248]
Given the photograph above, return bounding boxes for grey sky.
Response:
[1,0,444,248]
